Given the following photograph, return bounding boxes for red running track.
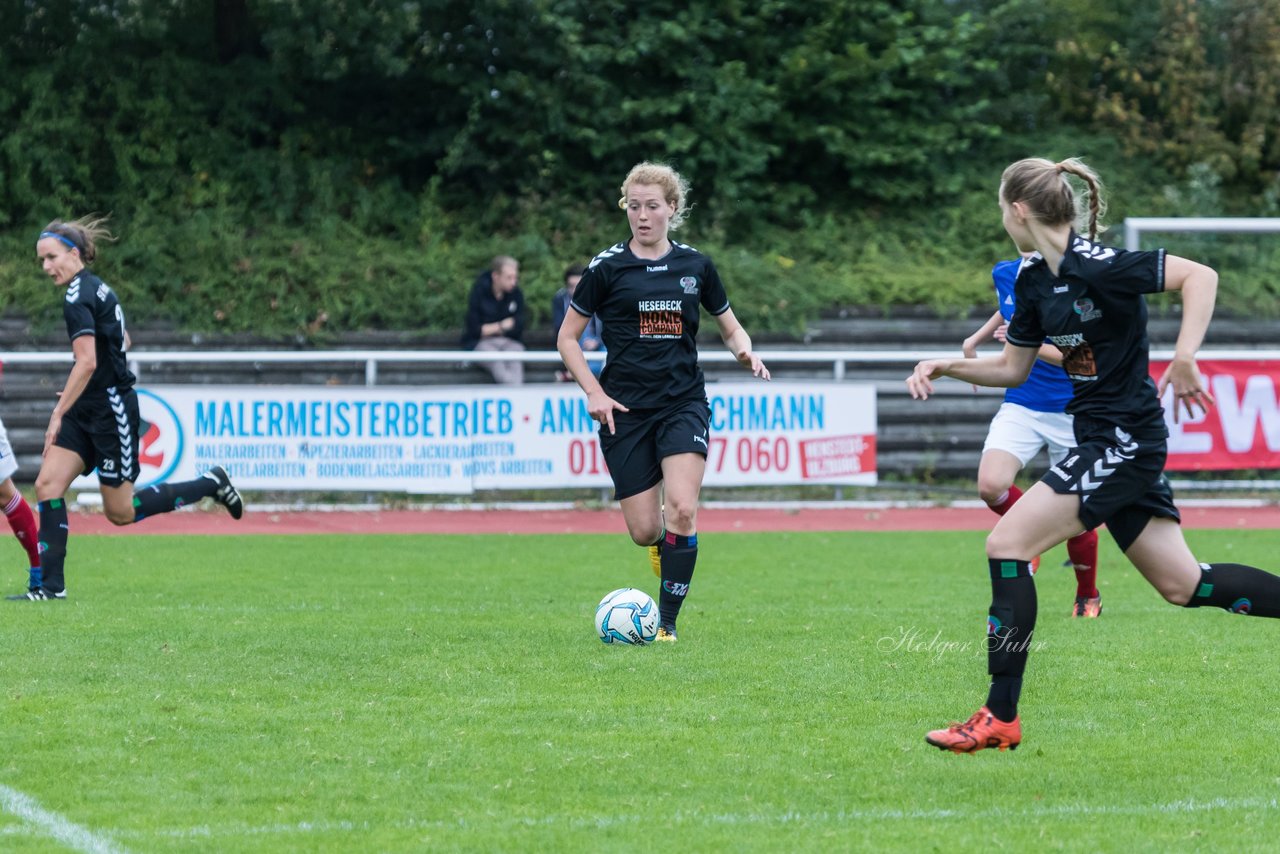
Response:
[63,504,1280,536]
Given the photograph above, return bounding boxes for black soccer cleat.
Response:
[7,587,66,601]
[203,465,244,520]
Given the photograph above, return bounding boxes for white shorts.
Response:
[982,402,1075,468]
[0,418,16,482]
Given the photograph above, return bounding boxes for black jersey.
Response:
[571,240,730,408]
[1006,232,1167,437]
[63,269,135,397]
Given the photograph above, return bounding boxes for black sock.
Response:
[658,531,697,627]
[987,675,1023,722]
[132,477,218,522]
[984,558,1037,723]
[37,498,69,594]
[1184,562,1280,618]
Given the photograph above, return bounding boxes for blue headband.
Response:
[39,231,79,252]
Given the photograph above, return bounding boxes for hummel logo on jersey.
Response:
[97,283,111,301]
[646,264,668,272]
[1049,453,1079,481]
[1053,285,1069,293]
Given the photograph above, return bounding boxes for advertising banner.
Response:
[74,382,877,492]
[1151,359,1280,470]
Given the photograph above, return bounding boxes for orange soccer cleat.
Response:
[925,707,1021,753]
[1071,594,1102,618]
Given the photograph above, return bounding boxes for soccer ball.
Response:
[595,587,659,645]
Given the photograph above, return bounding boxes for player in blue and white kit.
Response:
[0,421,41,588]
[909,157,1280,753]
[18,216,244,601]
[963,257,1100,617]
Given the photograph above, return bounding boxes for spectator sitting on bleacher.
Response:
[551,263,604,381]
[461,255,526,385]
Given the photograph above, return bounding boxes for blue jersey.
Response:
[993,258,1073,413]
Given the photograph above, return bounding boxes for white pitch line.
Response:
[104,795,1280,842]
[0,785,130,854]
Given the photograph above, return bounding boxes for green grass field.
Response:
[2,528,1279,852]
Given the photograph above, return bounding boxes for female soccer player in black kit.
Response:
[557,162,770,642]
[17,217,244,601]
[907,158,1280,752]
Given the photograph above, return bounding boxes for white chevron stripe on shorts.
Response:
[106,387,135,479]
[1075,428,1139,496]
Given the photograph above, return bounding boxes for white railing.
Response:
[1124,216,1280,251]
[6,347,1280,495]
[3,347,1276,387]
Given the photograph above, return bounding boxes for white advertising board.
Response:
[73,383,876,493]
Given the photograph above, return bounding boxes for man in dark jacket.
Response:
[461,255,525,384]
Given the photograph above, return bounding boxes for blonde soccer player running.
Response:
[557,162,769,642]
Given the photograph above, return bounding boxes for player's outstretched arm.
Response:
[557,310,629,434]
[906,358,952,400]
[46,336,97,454]
[1158,254,1219,422]
[1036,343,1063,367]
[907,343,1037,400]
[962,310,1004,358]
[715,308,770,381]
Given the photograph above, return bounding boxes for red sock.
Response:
[1067,529,1099,598]
[986,484,1023,516]
[4,492,40,570]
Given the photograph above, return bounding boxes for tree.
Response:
[1216,0,1280,189]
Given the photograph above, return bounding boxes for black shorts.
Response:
[599,398,711,500]
[1039,420,1179,551]
[56,386,141,486]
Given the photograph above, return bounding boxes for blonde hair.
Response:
[617,161,691,231]
[41,214,115,263]
[490,254,518,275]
[1000,158,1108,240]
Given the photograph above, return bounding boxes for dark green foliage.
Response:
[1,0,1278,336]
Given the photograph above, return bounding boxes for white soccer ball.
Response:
[595,587,659,645]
